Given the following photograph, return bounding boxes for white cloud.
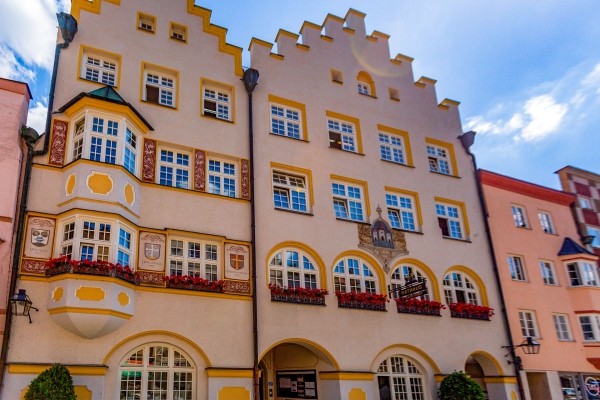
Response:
[0,0,62,72]
[0,44,35,81]
[27,102,48,135]
[518,95,568,142]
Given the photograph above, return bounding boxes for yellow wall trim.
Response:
[349,388,367,400]
[389,258,440,302]
[433,196,471,236]
[329,174,371,217]
[425,137,459,177]
[484,376,517,384]
[270,162,314,207]
[264,241,328,290]
[48,306,132,319]
[218,387,250,400]
[371,344,441,375]
[319,371,374,381]
[384,186,422,226]
[325,110,363,154]
[268,95,309,141]
[9,363,107,376]
[378,125,414,166]
[206,369,253,378]
[442,265,490,306]
[333,250,385,295]
[76,286,106,301]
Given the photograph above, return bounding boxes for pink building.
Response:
[481,169,600,400]
[0,78,33,376]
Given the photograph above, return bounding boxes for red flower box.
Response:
[395,298,445,316]
[335,291,388,312]
[448,302,494,320]
[44,257,139,284]
[164,275,224,293]
[269,284,328,306]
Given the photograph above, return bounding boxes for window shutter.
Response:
[146,85,159,104]
[203,100,217,117]
[329,131,342,149]
[438,217,449,237]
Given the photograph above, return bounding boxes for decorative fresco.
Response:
[49,120,68,166]
[23,216,56,260]
[142,138,157,182]
[138,232,166,272]
[357,206,408,272]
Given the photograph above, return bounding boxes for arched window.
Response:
[357,71,376,97]
[377,355,425,400]
[334,257,377,293]
[269,249,320,289]
[390,264,430,300]
[443,271,480,305]
[119,344,195,400]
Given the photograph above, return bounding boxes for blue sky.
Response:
[1,0,598,189]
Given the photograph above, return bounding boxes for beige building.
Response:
[2,1,517,399]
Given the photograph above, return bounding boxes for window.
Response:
[508,255,527,281]
[356,71,375,96]
[332,179,367,222]
[377,356,425,400]
[333,257,378,294]
[519,310,539,338]
[426,141,453,175]
[580,197,593,210]
[435,198,467,240]
[170,23,187,42]
[326,111,362,153]
[328,118,356,152]
[158,149,190,189]
[119,344,194,400]
[271,104,301,139]
[273,171,308,213]
[168,238,220,280]
[538,211,555,233]
[553,314,572,341]
[268,248,320,289]
[512,205,529,228]
[566,261,599,287]
[207,159,236,197]
[539,261,557,285]
[137,13,155,33]
[202,86,230,121]
[386,191,419,232]
[59,217,135,267]
[143,65,176,108]
[587,226,600,248]
[69,115,140,174]
[379,126,411,166]
[390,264,430,300]
[443,271,480,305]
[80,48,119,86]
[579,315,600,341]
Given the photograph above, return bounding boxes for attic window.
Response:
[138,13,155,33]
[171,23,187,42]
[389,88,400,101]
[331,69,343,84]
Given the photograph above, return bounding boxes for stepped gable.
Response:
[249,8,460,112]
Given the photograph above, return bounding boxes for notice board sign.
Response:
[276,370,317,399]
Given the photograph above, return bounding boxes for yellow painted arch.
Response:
[469,350,505,376]
[442,265,490,306]
[103,330,211,367]
[265,241,328,290]
[332,250,386,295]
[357,71,376,97]
[370,344,441,375]
[259,338,340,370]
[389,258,441,302]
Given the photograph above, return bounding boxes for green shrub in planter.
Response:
[24,364,76,400]
[438,371,484,400]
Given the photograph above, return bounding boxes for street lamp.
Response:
[9,289,39,323]
[503,337,541,370]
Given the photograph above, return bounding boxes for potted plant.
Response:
[438,371,484,400]
[24,364,76,400]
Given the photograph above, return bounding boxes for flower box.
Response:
[448,302,493,321]
[395,298,444,316]
[45,257,139,285]
[335,292,388,312]
[164,275,224,293]
[269,285,328,306]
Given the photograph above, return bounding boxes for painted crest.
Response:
[229,254,245,270]
[144,243,161,260]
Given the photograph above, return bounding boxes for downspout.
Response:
[458,131,526,400]
[241,68,260,400]
[0,12,77,392]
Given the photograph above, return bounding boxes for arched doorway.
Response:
[259,339,338,400]
[465,351,505,400]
